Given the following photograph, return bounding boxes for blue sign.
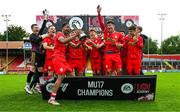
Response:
[23,42,32,49]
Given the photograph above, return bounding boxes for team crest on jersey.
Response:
[115,35,118,38]
[60,68,64,72]
[48,66,51,70]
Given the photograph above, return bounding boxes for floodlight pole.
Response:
[2,15,11,73]
[158,13,166,70]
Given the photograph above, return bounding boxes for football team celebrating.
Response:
[24,5,145,105]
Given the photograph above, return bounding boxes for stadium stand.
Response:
[0,41,180,73]
[0,56,17,71]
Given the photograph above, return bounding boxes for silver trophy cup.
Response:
[43,9,49,20]
[72,24,87,41]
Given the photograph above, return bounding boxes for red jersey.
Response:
[98,14,124,53]
[121,36,128,57]
[43,36,54,59]
[89,37,102,58]
[68,39,83,59]
[125,35,143,59]
[53,32,67,58]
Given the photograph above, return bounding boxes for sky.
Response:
[0,0,180,45]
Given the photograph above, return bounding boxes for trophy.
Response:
[43,9,49,20]
[72,23,87,41]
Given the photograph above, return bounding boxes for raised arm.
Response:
[58,35,75,44]
[38,19,47,36]
[97,5,106,32]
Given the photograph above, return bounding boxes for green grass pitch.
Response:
[0,72,180,111]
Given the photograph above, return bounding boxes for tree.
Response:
[143,38,159,54]
[161,35,180,54]
[0,33,4,41]
[0,25,28,41]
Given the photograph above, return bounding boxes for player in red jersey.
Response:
[48,23,78,105]
[121,40,128,75]
[67,30,84,76]
[125,25,143,75]
[119,31,128,75]
[84,28,104,76]
[97,5,124,76]
[42,25,56,76]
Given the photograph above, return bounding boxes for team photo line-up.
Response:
[24,5,147,105]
